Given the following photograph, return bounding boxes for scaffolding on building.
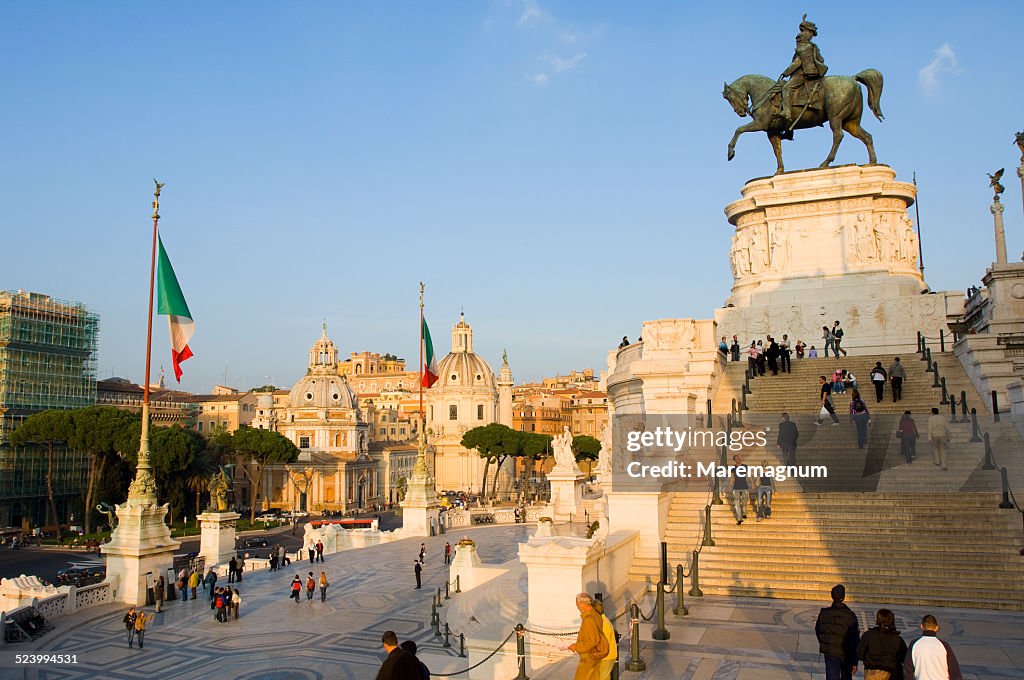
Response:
[0,290,100,438]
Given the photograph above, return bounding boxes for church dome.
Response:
[435,313,496,389]
[287,325,359,409]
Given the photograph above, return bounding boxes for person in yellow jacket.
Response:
[188,569,200,600]
[593,599,618,680]
[133,610,148,649]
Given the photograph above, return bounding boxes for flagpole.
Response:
[127,179,162,504]
[414,282,429,478]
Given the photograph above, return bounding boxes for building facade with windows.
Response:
[425,313,513,492]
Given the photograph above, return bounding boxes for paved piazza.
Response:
[7,525,1024,679]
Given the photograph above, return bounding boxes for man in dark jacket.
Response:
[766,337,780,375]
[375,630,420,680]
[400,640,431,680]
[815,584,859,680]
[857,608,906,679]
[777,413,799,466]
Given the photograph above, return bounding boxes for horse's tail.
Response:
[855,69,884,121]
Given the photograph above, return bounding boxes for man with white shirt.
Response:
[904,615,962,680]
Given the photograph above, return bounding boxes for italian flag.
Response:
[421,317,438,388]
[156,235,194,382]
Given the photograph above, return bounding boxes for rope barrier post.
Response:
[431,601,439,634]
[971,409,982,442]
[437,587,443,607]
[711,474,723,506]
[706,399,712,428]
[625,604,645,672]
[445,580,450,600]
[660,542,668,585]
[741,386,748,412]
[932,364,940,388]
[673,564,688,617]
[1000,468,1014,509]
[455,575,461,593]
[940,377,949,405]
[917,331,923,354]
[514,624,529,680]
[443,622,452,648]
[731,398,738,427]
[459,632,466,658]
[702,505,715,547]
[949,394,958,423]
[992,390,1001,422]
[940,330,946,353]
[688,550,704,597]
[920,337,927,359]
[961,392,970,423]
[652,580,670,640]
[925,348,934,373]
[983,433,996,470]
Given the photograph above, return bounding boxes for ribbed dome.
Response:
[287,374,358,409]
[436,352,496,389]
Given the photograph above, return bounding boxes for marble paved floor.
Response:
[6,524,1024,680]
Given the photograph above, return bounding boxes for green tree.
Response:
[224,426,300,522]
[461,423,522,498]
[519,432,552,487]
[184,449,218,518]
[10,410,73,529]
[67,406,141,533]
[572,435,601,461]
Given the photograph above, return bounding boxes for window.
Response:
[530,424,536,432]
[449,404,458,420]
[477,404,484,420]
[198,422,204,433]
[299,436,310,449]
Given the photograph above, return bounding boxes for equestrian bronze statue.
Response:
[723,15,884,174]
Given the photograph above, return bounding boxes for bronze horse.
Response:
[723,70,884,174]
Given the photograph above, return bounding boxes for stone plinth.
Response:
[517,531,638,633]
[102,501,179,606]
[198,511,240,568]
[717,164,958,354]
[547,469,584,521]
[450,539,509,591]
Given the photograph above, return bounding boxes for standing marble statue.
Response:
[596,424,613,481]
[208,465,233,512]
[551,426,581,474]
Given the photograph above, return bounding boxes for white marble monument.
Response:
[198,510,240,568]
[546,427,584,521]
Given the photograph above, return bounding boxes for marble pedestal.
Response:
[198,511,240,568]
[717,164,959,354]
[400,474,440,538]
[102,501,179,606]
[547,469,584,521]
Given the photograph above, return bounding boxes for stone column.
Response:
[993,200,1007,264]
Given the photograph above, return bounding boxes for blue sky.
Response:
[2,2,1022,392]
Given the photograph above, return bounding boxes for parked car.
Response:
[55,565,106,587]
[237,536,269,548]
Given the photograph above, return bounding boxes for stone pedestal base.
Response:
[198,511,240,568]
[399,499,440,536]
[718,164,959,354]
[102,500,179,606]
[547,470,584,522]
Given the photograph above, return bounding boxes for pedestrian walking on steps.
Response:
[897,411,919,464]
[870,362,888,403]
[850,390,870,449]
[889,358,906,402]
[822,326,837,358]
[833,321,849,357]
[779,334,792,373]
[730,455,749,525]
[816,376,841,426]
[928,407,951,470]
[777,412,800,466]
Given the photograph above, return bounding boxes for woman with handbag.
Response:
[896,411,919,464]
